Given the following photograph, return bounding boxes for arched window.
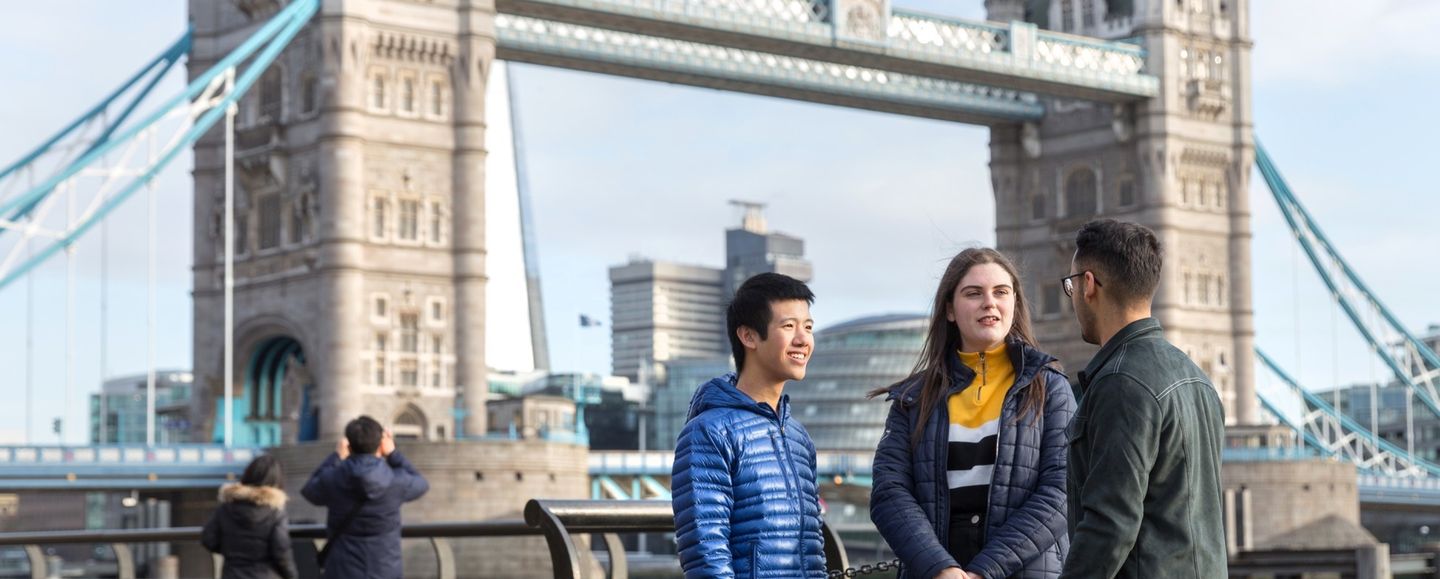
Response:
[1065,168,1098,217]
[393,405,427,440]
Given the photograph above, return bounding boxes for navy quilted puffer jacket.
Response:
[672,373,827,579]
[870,340,1076,579]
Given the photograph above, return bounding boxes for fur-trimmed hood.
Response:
[219,483,288,510]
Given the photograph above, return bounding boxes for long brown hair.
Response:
[868,248,1053,448]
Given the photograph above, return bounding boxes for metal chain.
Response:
[828,558,902,578]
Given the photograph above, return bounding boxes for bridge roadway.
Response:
[490,0,1158,125]
[3,445,1438,509]
[588,449,1440,508]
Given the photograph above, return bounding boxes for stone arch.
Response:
[214,318,318,446]
[393,404,428,440]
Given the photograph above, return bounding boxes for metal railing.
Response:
[590,449,877,477]
[0,499,852,579]
[0,520,537,579]
[0,445,259,466]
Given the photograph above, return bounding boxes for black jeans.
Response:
[947,511,986,570]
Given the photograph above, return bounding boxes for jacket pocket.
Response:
[748,541,760,578]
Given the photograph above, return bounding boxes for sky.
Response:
[1,0,1438,443]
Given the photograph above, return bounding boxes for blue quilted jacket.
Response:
[671,373,827,578]
[871,340,1076,579]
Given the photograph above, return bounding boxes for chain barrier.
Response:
[829,558,902,577]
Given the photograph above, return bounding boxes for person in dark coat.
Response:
[869,248,1076,579]
[1059,219,1226,578]
[202,454,299,579]
[302,416,430,579]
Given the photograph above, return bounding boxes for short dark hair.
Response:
[726,273,815,373]
[345,415,384,456]
[240,454,284,489]
[1074,218,1164,305]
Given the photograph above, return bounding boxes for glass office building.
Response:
[89,371,197,444]
[789,313,928,451]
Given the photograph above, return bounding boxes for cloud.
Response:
[516,66,995,372]
[1251,0,1440,86]
[0,428,25,445]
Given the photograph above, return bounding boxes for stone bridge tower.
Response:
[987,0,1257,424]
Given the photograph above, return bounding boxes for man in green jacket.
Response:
[1060,219,1227,579]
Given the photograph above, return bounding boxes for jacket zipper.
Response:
[771,404,807,564]
[977,351,987,401]
[983,348,1028,541]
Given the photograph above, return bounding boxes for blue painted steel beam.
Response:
[1256,142,1440,419]
[596,475,632,500]
[3,32,191,225]
[0,31,190,186]
[0,479,241,491]
[639,475,671,500]
[0,0,320,293]
[1257,348,1440,478]
[277,343,301,419]
[0,465,242,477]
[1359,488,1440,508]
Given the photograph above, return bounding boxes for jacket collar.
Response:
[686,372,791,424]
[1079,317,1163,390]
[888,337,1056,404]
[219,482,288,509]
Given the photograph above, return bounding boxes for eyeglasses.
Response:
[1061,272,1102,298]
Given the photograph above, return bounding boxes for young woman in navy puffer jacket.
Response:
[870,248,1076,579]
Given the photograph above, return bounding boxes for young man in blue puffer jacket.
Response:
[671,273,826,578]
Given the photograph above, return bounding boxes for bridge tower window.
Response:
[370,72,387,111]
[1065,167,1099,217]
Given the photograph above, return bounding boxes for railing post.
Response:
[111,542,136,579]
[597,532,627,579]
[1009,20,1036,65]
[821,521,848,575]
[525,499,584,579]
[23,545,44,579]
[430,537,457,579]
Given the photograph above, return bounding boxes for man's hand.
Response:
[336,438,350,460]
[380,429,396,457]
[934,568,967,579]
[962,572,983,579]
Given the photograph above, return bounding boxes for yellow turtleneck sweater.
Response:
[944,343,1016,513]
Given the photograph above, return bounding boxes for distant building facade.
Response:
[788,314,927,450]
[90,371,198,445]
[609,260,728,383]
